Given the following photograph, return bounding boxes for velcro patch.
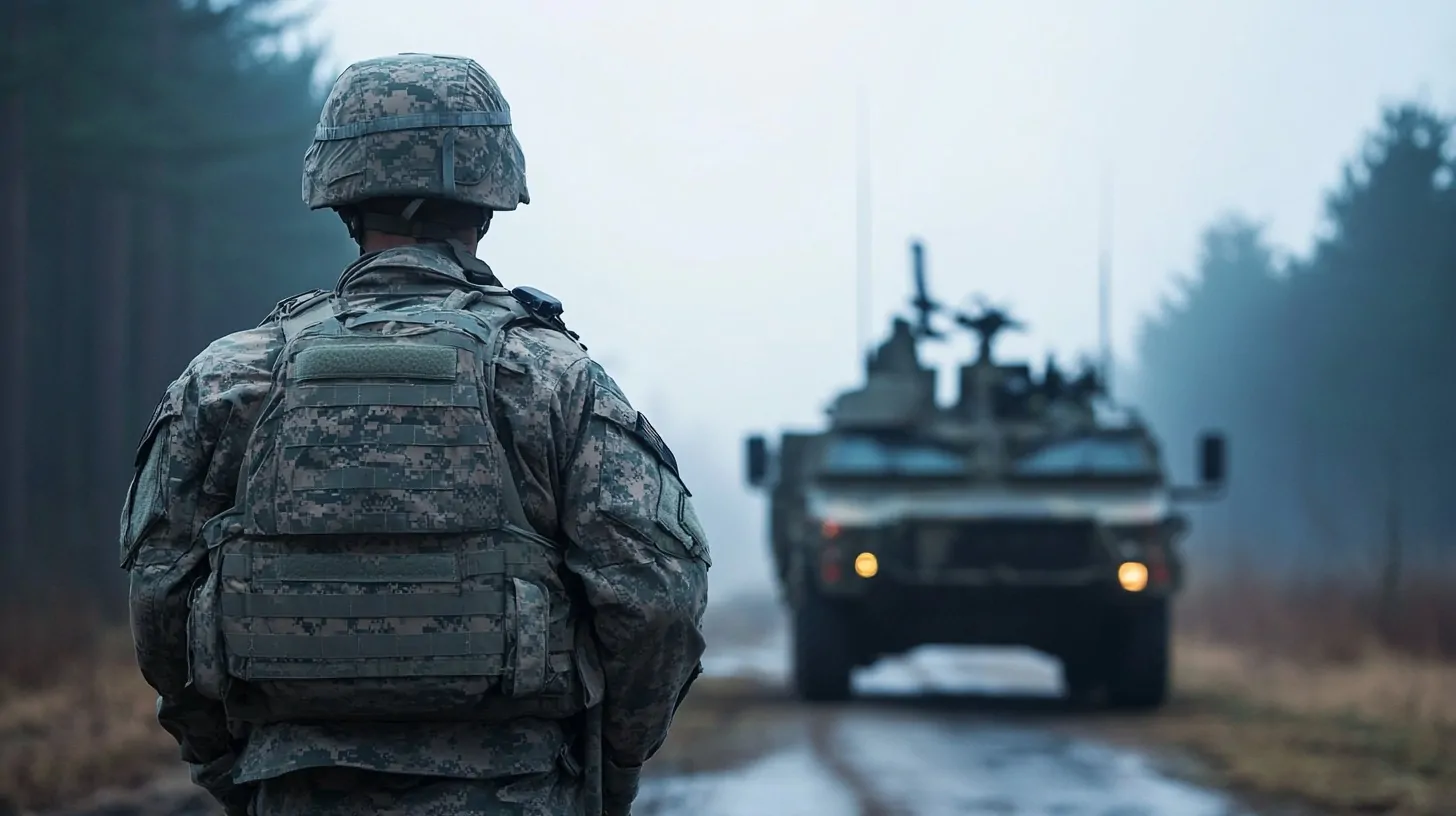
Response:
[634,412,680,481]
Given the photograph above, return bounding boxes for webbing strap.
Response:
[290,382,480,408]
[280,423,496,447]
[279,300,336,343]
[238,656,502,680]
[460,299,536,533]
[300,466,482,491]
[234,651,573,681]
[343,308,441,328]
[219,589,506,618]
[314,110,512,141]
[219,551,511,582]
[290,329,487,359]
[225,631,507,659]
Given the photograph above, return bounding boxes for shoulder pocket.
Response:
[119,394,181,569]
[589,384,706,562]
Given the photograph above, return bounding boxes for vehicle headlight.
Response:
[1117,561,1149,592]
[853,551,879,578]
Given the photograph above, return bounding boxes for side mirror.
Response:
[1198,431,1226,486]
[745,435,769,488]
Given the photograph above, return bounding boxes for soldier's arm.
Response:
[119,334,276,814]
[555,359,711,800]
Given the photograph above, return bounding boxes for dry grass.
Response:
[0,609,178,814]
[1179,568,1456,664]
[648,675,798,774]
[1079,575,1456,816]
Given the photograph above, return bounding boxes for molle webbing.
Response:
[219,546,573,683]
[289,382,481,408]
[219,550,518,584]
[227,632,506,662]
[219,591,505,618]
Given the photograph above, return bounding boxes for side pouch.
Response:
[188,511,242,702]
[508,578,550,698]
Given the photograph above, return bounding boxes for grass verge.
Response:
[1078,639,1456,816]
[0,627,178,814]
[1080,573,1456,816]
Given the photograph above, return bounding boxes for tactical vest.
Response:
[188,286,591,725]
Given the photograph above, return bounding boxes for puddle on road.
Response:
[637,747,859,816]
[673,609,1262,816]
[831,712,1250,816]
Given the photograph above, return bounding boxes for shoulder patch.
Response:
[633,411,680,482]
[588,383,683,484]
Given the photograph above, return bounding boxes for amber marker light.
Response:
[1117,561,1149,592]
[854,552,879,579]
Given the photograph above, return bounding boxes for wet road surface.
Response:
[635,611,1266,816]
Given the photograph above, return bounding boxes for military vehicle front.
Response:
[744,241,1226,709]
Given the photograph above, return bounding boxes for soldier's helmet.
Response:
[302,53,530,212]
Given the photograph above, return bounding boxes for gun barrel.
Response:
[911,240,926,300]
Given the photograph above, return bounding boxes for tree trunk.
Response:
[2,0,30,580]
[136,0,181,423]
[94,191,133,563]
[60,181,90,580]
[1377,444,1404,635]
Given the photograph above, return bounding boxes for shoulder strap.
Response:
[279,298,336,343]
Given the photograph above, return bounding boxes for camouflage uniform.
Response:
[120,54,710,816]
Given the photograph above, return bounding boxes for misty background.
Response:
[2,0,1455,611]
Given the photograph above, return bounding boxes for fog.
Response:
[288,1,1456,594]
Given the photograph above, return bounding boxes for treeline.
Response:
[0,0,351,606]
[1133,104,1456,588]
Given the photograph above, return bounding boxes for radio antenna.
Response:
[1098,166,1114,399]
[856,84,872,358]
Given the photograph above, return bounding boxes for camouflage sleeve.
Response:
[556,360,711,771]
[119,329,279,812]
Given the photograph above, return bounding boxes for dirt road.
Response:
[634,607,1273,816]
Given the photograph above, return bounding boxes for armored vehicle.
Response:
[744,240,1226,709]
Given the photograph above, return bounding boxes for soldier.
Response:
[118,53,710,816]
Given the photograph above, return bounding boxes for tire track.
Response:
[804,705,907,816]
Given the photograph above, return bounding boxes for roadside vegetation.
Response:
[1123,86,1456,816]
[1139,576,1456,816]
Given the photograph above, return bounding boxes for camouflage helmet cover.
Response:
[302,53,530,211]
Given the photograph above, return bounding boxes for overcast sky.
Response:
[292,1,1456,594]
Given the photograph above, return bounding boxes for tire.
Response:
[791,592,854,703]
[1060,653,1105,709]
[1105,599,1171,710]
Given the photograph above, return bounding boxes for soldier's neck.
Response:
[359,232,479,255]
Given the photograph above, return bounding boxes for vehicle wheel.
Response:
[1060,653,1105,709]
[1105,600,1170,710]
[792,593,854,702]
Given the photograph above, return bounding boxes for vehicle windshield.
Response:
[1011,435,1158,478]
[819,436,967,478]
